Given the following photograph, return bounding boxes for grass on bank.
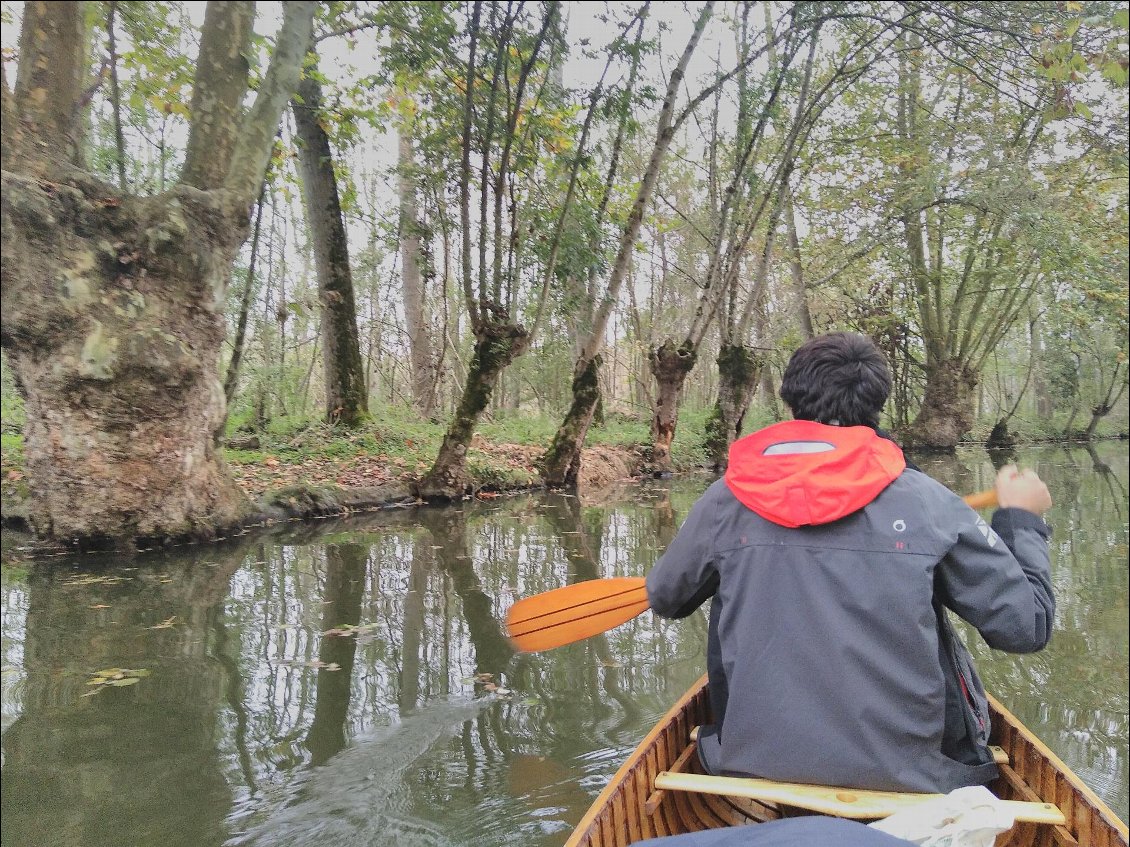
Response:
[0,389,719,503]
[2,387,1128,505]
[219,404,714,495]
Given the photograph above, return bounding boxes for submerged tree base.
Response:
[905,359,979,450]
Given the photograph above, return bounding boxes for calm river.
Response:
[1,444,1126,846]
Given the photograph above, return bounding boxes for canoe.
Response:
[565,675,1128,847]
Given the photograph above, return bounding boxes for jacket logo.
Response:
[975,516,999,548]
[892,519,906,532]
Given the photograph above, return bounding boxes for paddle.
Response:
[507,487,999,652]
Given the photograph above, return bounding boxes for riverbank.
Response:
[3,406,1126,551]
[0,411,683,549]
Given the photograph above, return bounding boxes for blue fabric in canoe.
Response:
[633,817,915,847]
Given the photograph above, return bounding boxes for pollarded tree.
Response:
[891,6,1127,448]
[1,1,316,545]
[647,8,813,474]
[414,0,569,499]
[540,1,719,487]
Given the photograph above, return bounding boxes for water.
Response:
[1,444,1126,846]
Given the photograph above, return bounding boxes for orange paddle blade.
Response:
[507,576,650,653]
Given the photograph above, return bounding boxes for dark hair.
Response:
[779,332,891,427]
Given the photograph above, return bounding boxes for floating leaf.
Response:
[83,667,150,696]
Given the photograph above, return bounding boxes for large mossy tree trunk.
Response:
[541,355,602,488]
[415,320,530,499]
[648,340,697,474]
[704,344,764,471]
[2,179,259,542]
[906,358,979,450]
[293,57,369,427]
[0,1,315,546]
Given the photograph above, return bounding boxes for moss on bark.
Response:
[1,172,256,546]
[415,320,530,500]
[905,359,979,450]
[541,355,603,488]
[704,344,763,470]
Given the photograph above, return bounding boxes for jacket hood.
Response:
[724,420,906,527]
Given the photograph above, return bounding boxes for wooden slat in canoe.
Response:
[565,675,1129,847]
[653,770,1066,824]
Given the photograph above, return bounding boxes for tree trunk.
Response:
[906,358,979,449]
[415,320,529,499]
[783,189,815,341]
[1084,403,1109,441]
[398,126,435,417]
[541,355,603,488]
[293,62,369,427]
[648,340,697,474]
[2,176,256,543]
[704,344,764,471]
[2,1,315,546]
[223,186,266,405]
[986,418,1016,450]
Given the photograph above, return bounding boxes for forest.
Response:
[1,0,1127,547]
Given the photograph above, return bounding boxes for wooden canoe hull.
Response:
[565,675,1128,847]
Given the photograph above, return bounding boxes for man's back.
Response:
[646,422,1053,793]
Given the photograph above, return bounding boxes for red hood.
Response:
[724,420,906,527]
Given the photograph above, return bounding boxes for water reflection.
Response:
[2,557,241,847]
[0,447,1126,846]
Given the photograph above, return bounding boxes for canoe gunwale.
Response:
[565,675,1128,847]
[988,694,1128,846]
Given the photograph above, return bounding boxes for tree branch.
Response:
[12,0,88,168]
[181,1,255,191]
[224,1,317,207]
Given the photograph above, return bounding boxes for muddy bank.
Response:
[1,442,650,555]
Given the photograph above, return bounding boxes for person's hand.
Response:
[995,464,1052,516]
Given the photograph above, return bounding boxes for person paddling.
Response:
[646,332,1054,793]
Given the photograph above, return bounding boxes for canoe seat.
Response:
[651,730,1065,826]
